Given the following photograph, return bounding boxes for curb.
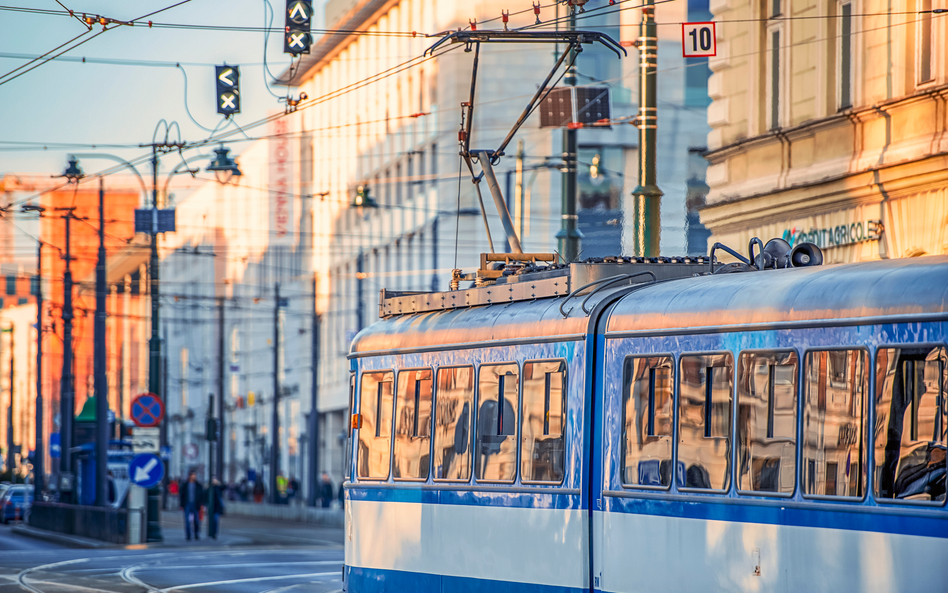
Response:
[11,525,115,549]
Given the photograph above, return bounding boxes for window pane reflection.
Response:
[433,367,474,481]
[521,361,566,483]
[802,350,867,497]
[476,364,520,482]
[678,353,733,490]
[874,347,947,502]
[621,356,674,487]
[737,351,798,494]
[393,369,433,481]
[358,371,394,479]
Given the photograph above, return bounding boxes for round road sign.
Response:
[130,392,164,428]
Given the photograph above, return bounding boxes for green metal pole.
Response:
[631,1,662,257]
[556,7,582,263]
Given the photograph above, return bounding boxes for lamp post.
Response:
[20,205,45,501]
[205,145,242,186]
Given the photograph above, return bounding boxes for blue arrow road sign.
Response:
[128,453,164,489]
[50,433,61,458]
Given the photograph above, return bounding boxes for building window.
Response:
[917,0,934,84]
[838,1,853,109]
[621,356,674,488]
[357,371,394,480]
[5,276,16,295]
[873,347,946,502]
[520,361,566,483]
[475,364,519,483]
[766,24,784,129]
[802,350,868,498]
[678,353,734,490]
[737,351,798,494]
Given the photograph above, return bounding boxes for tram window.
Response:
[357,371,394,480]
[802,350,868,498]
[475,364,520,483]
[393,369,433,481]
[678,353,734,490]
[737,351,798,494]
[433,366,474,481]
[621,356,674,487]
[873,347,947,503]
[345,373,354,480]
[521,361,566,483]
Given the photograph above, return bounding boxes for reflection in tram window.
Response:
[357,371,394,479]
[393,369,433,481]
[621,356,674,487]
[737,352,798,494]
[476,364,520,482]
[802,350,867,497]
[433,366,474,481]
[678,354,734,490]
[521,361,566,483]
[874,347,947,503]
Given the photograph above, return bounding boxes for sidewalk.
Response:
[12,511,344,549]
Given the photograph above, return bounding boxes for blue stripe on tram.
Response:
[347,567,585,593]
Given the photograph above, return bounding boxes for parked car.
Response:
[0,486,32,523]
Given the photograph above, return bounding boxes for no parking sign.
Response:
[131,392,164,428]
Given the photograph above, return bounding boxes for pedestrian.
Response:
[252,479,265,503]
[107,470,116,505]
[276,472,288,504]
[289,476,300,502]
[206,477,225,540]
[238,478,250,502]
[179,471,204,541]
[319,472,334,508]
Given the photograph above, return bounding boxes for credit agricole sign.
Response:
[782,220,883,249]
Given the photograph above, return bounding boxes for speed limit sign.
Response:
[682,22,716,57]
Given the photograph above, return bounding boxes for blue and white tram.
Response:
[343,254,948,592]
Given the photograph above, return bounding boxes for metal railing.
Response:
[28,502,143,544]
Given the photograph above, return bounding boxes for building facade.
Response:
[702,0,948,261]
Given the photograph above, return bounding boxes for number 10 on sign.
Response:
[682,22,716,57]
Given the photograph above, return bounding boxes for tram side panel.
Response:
[346,341,591,592]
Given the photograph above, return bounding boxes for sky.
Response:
[0,0,329,177]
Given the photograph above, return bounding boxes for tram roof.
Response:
[350,256,948,356]
[605,255,948,335]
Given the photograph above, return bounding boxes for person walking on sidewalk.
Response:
[179,471,205,541]
[206,478,225,540]
[319,472,334,508]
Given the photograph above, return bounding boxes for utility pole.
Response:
[95,177,110,507]
[60,209,75,500]
[6,326,14,475]
[556,5,582,263]
[216,297,224,481]
[630,0,662,257]
[33,238,43,499]
[307,275,320,507]
[146,143,164,542]
[270,283,281,504]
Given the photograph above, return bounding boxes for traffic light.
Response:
[284,0,312,55]
[215,65,240,116]
[206,417,219,441]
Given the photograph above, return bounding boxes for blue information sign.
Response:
[128,453,165,489]
[50,433,61,458]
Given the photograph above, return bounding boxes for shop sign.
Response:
[782,220,883,249]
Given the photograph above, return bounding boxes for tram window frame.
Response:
[393,368,434,482]
[872,344,947,506]
[520,359,568,485]
[736,350,799,496]
[475,363,521,484]
[345,372,354,481]
[432,365,476,482]
[357,370,395,481]
[677,352,735,492]
[801,348,869,501]
[620,355,675,490]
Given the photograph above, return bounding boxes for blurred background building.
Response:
[702,0,947,262]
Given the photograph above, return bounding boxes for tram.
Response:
[342,242,948,593]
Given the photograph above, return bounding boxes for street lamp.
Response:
[61,156,84,182]
[205,145,242,185]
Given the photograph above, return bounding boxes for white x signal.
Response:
[221,93,236,110]
[289,2,308,21]
[218,68,235,87]
[288,32,307,49]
